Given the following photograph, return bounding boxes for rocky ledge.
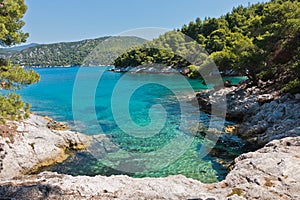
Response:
[0,114,90,179]
[108,64,181,74]
[0,136,299,199]
[196,82,300,148]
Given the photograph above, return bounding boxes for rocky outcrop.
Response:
[235,92,300,145]
[0,136,299,200]
[45,116,68,131]
[224,136,300,200]
[196,83,300,147]
[0,114,90,179]
[109,64,180,74]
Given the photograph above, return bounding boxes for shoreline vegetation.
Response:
[0,0,300,199]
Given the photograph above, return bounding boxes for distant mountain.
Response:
[1,37,145,66]
[83,36,146,66]
[7,43,40,51]
[0,43,40,56]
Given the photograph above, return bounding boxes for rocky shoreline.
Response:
[0,136,299,199]
[0,83,299,199]
[196,81,300,148]
[0,114,90,179]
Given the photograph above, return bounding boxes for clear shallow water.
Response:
[19,67,247,183]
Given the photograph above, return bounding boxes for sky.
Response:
[23,0,269,44]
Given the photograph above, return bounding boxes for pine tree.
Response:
[0,0,40,122]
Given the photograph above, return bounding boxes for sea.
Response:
[18,66,247,183]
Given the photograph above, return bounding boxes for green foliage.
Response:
[187,65,201,78]
[0,93,25,123]
[113,31,209,72]
[0,0,40,122]
[114,0,300,92]
[0,0,29,46]
[0,60,40,90]
[0,60,40,122]
[283,78,300,94]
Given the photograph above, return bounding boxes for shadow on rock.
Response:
[0,183,63,199]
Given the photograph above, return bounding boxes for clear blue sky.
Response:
[23,0,269,44]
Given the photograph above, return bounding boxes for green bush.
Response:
[283,78,300,94]
[0,93,28,123]
[0,62,39,122]
[187,65,201,78]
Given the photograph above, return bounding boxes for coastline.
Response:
[0,114,90,179]
[25,65,240,77]
[1,136,299,199]
[196,81,300,148]
[0,84,299,199]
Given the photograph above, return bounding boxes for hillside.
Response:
[2,37,145,67]
[114,0,300,93]
[0,43,39,57]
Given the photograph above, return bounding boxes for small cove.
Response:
[20,66,247,183]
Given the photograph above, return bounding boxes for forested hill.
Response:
[1,36,145,67]
[114,0,300,93]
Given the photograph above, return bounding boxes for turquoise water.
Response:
[19,67,247,183]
